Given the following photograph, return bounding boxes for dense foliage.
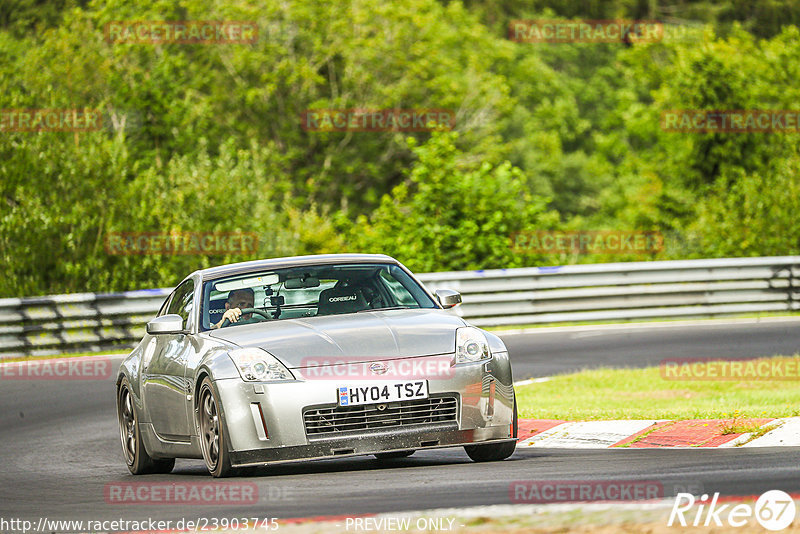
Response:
[1,0,799,295]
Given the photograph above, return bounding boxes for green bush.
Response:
[349,132,557,272]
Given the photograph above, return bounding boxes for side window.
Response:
[167,279,194,330]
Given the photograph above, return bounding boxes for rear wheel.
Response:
[464,399,518,462]
[374,450,415,460]
[198,378,236,477]
[117,379,175,474]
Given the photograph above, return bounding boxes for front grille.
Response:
[303,396,458,436]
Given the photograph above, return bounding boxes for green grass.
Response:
[515,355,800,420]
[718,413,765,435]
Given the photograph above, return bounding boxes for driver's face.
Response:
[226,292,254,318]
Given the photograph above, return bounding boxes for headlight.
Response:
[455,326,490,364]
[229,348,294,381]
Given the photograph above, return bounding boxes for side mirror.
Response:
[434,289,462,309]
[146,314,185,335]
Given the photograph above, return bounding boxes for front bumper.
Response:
[230,427,515,468]
[213,352,515,466]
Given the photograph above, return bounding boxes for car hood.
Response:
[206,308,466,368]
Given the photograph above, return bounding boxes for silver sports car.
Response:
[116,254,517,477]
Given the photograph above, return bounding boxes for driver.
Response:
[211,288,257,329]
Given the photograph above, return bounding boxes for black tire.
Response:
[374,450,415,460]
[464,439,516,462]
[117,378,175,475]
[197,378,236,477]
[464,398,518,462]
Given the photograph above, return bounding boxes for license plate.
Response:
[337,381,428,407]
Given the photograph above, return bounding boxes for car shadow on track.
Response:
[169,448,527,478]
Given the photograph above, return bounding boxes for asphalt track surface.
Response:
[503,318,800,380]
[2,319,800,527]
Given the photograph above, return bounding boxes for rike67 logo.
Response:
[669,490,796,531]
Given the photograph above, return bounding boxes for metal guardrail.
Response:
[421,256,800,327]
[0,289,171,357]
[1,256,798,357]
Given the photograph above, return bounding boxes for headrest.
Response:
[317,286,367,315]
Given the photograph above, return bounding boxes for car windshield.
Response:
[200,262,437,330]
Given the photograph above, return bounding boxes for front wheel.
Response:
[464,399,517,462]
[197,378,235,477]
[117,378,174,474]
[464,439,516,462]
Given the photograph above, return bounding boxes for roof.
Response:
[195,253,400,281]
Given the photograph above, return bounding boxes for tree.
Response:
[349,131,557,272]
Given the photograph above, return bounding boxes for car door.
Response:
[143,279,195,441]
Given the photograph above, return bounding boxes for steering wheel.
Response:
[220,307,271,328]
